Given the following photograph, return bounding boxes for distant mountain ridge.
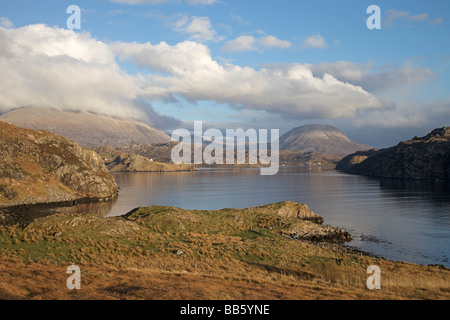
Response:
[279,124,371,158]
[96,146,195,172]
[0,107,170,148]
[336,127,450,180]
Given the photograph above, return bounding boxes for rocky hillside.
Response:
[106,143,338,167]
[96,146,194,172]
[0,107,170,148]
[280,124,371,158]
[0,121,119,207]
[0,201,448,300]
[109,143,178,163]
[336,127,450,180]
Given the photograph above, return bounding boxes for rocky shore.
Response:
[337,127,450,180]
[0,121,119,208]
[96,146,195,172]
[0,200,448,300]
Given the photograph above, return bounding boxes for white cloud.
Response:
[112,40,387,119]
[223,35,291,52]
[109,0,217,4]
[1,23,436,129]
[0,17,14,28]
[185,0,217,5]
[259,36,291,49]
[173,16,219,42]
[302,34,326,49]
[430,17,444,25]
[222,35,255,52]
[407,13,428,22]
[384,9,409,27]
[110,0,169,4]
[308,61,435,93]
[0,24,154,120]
[230,14,249,25]
[350,101,448,129]
[385,9,439,27]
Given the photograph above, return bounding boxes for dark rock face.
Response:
[336,127,450,180]
[0,121,119,207]
[279,124,371,158]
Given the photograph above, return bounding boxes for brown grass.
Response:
[0,206,449,300]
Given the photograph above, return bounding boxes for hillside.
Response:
[0,201,448,300]
[0,107,170,148]
[96,146,195,172]
[108,143,338,167]
[336,127,450,179]
[0,121,119,208]
[280,125,371,158]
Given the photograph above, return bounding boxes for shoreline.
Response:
[1,198,448,270]
[0,203,448,300]
[0,193,118,211]
[336,168,450,182]
[1,196,449,269]
[0,194,118,226]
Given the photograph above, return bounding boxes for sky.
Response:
[0,0,449,147]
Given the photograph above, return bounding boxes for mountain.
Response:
[0,107,170,148]
[279,125,371,158]
[336,127,450,180]
[0,121,118,208]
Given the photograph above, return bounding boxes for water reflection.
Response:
[17,199,117,223]
[378,178,450,201]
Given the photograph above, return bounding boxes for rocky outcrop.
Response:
[334,150,378,171]
[106,153,195,172]
[96,146,194,172]
[257,201,351,242]
[336,127,450,180]
[107,143,178,164]
[124,201,352,243]
[286,223,352,243]
[260,201,325,224]
[0,121,119,207]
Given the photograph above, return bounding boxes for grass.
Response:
[0,203,449,300]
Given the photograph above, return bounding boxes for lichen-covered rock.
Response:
[0,121,119,207]
[260,201,324,224]
[286,221,353,243]
[103,151,194,172]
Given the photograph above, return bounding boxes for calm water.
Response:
[28,167,450,267]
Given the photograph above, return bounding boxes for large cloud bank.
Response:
[0,24,434,124]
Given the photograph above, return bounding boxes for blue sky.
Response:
[0,0,449,146]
